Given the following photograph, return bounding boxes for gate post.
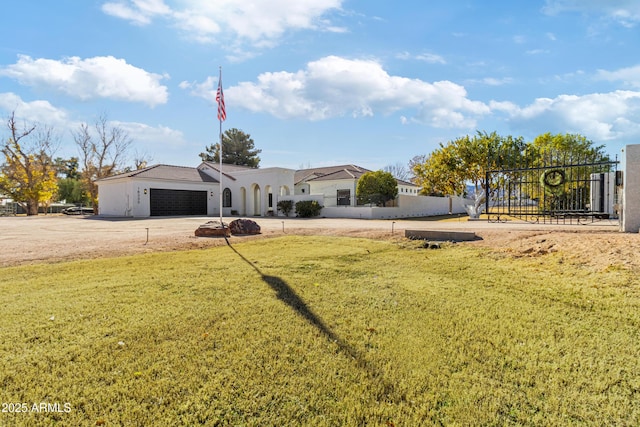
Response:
[622,144,640,232]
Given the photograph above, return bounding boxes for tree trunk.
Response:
[26,200,39,216]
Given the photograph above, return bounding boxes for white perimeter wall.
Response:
[278,194,469,219]
[622,144,640,232]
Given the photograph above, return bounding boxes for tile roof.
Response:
[97,164,218,183]
[201,162,256,173]
[294,164,418,187]
[294,164,370,184]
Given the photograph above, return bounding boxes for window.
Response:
[223,188,232,207]
[337,189,350,206]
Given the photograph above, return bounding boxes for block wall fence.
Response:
[622,144,640,233]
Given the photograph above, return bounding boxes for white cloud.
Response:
[184,56,490,128]
[0,55,169,107]
[526,49,550,55]
[101,0,171,25]
[466,77,514,86]
[596,65,640,88]
[542,0,640,27]
[0,92,70,126]
[496,90,640,141]
[111,120,186,148]
[102,0,344,49]
[513,35,526,44]
[484,77,514,86]
[397,51,446,64]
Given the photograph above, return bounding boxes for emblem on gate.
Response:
[541,169,566,193]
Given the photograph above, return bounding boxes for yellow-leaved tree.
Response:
[0,112,58,215]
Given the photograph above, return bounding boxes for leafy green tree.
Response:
[411,131,609,218]
[356,170,398,206]
[54,157,80,179]
[200,128,261,167]
[0,113,58,215]
[530,132,608,162]
[412,131,526,217]
[53,156,88,204]
[527,133,610,212]
[56,178,88,204]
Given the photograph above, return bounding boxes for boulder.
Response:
[229,218,261,235]
[195,221,230,237]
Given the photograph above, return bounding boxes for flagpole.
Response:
[216,66,224,225]
[219,109,223,225]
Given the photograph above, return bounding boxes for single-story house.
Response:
[97,161,467,218]
[294,164,418,207]
[97,162,293,217]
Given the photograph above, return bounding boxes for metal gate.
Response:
[485,149,620,224]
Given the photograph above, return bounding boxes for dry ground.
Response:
[1,215,639,272]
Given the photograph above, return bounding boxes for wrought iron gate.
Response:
[485,149,620,224]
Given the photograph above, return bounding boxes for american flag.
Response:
[216,74,226,122]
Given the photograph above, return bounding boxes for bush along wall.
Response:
[295,200,323,218]
[277,200,294,217]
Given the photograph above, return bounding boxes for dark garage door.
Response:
[150,189,207,216]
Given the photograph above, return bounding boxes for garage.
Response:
[150,188,207,216]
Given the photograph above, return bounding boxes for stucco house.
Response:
[97,161,466,219]
[97,162,293,217]
[294,164,418,207]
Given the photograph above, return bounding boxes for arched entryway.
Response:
[265,185,274,215]
[251,184,261,216]
[279,185,291,196]
[239,187,247,216]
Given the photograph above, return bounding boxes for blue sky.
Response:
[1,1,639,171]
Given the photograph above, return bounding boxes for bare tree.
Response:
[0,112,58,215]
[383,161,411,182]
[73,114,133,214]
[408,154,428,171]
[133,149,152,170]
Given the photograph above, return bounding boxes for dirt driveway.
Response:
[1,215,638,271]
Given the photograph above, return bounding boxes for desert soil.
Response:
[1,215,639,272]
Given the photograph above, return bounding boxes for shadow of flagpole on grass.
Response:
[225,243,400,402]
[226,243,359,359]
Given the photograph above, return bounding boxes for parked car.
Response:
[62,206,94,215]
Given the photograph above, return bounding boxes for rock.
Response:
[229,218,261,235]
[195,221,230,237]
[421,241,441,249]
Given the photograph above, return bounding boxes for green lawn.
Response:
[1,236,639,426]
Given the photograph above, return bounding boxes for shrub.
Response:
[295,200,323,218]
[356,170,398,206]
[277,200,294,217]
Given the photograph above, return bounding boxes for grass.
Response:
[1,235,639,426]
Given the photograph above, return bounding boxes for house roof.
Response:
[295,164,418,187]
[97,164,218,183]
[201,162,257,173]
[199,162,256,182]
[294,164,370,184]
